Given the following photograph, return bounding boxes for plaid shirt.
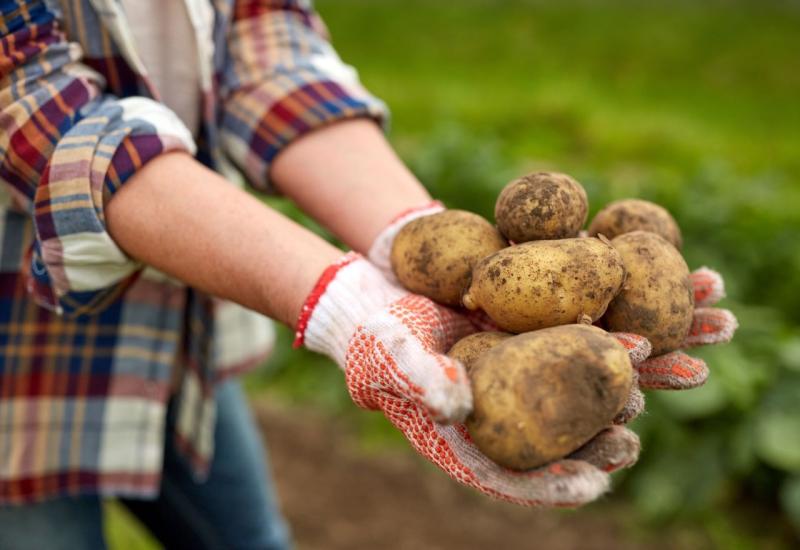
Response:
[0,0,386,503]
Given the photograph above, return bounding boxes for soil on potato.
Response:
[253,400,696,550]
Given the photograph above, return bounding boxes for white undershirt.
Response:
[120,0,210,136]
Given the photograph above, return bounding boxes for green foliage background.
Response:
[258,0,800,544]
[108,0,800,547]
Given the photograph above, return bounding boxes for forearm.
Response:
[270,119,432,253]
[105,152,341,327]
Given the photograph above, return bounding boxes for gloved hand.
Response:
[366,203,737,422]
[541,267,737,426]
[630,268,738,390]
[294,252,642,507]
[581,270,738,425]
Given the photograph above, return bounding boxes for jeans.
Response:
[0,380,291,550]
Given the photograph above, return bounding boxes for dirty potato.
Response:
[604,231,693,355]
[466,325,633,470]
[447,331,512,374]
[462,238,625,333]
[494,172,588,242]
[391,210,507,305]
[588,199,682,249]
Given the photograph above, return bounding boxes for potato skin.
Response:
[494,172,588,243]
[390,210,507,305]
[588,199,683,250]
[466,325,633,470]
[447,331,512,374]
[462,238,625,333]
[604,231,694,355]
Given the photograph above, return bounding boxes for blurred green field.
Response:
[109,0,800,547]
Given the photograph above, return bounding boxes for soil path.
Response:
[254,401,688,550]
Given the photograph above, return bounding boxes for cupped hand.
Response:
[343,291,642,507]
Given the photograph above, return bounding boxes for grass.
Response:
[104,502,159,549]
[319,0,800,177]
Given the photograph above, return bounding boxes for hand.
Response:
[608,268,738,424]
[369,204,736,415]
[295,253,641,507]
[621,268,738,392]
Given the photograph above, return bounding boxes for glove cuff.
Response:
[367,201,445,279]
[294,252,405,365]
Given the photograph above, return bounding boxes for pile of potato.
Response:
[390,172,694,470]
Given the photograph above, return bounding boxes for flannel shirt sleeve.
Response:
[219,0,389,192]
[0,1,196,316]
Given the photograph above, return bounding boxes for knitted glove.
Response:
[367,200,446,283]
[627,268,738,391]
[608,270,738,422]
[549,268,737,425]
[367,204,737,420]
[295,253,641,507]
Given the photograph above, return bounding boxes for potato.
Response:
[447,331,512,373]
[588,199,682,249]
[604,231,693,355]
[391,210,507,305]
[494,172,588,242]
[462,238,625,333]
[467,325,632,470]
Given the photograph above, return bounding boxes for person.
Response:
[0,1,738,548]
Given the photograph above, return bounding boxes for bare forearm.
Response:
[105,120,427,325]
[270,119,432,253]
[106,152,341,327]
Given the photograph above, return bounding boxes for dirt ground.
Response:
[254,401,705,550]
